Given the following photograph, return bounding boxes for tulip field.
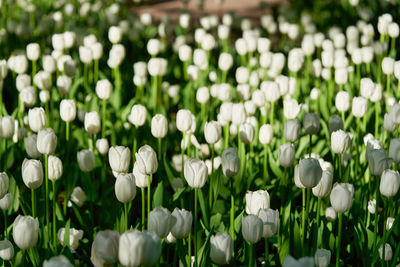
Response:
[1,0,400,266]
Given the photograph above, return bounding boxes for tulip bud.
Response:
[382,57,395,75]
[389,138,400,163]
[57,75,72,96]
[91,230,119,267]
[389,103,400,125]
[0,116,14,139]
[312,171,333,198]
[331,130,350,154]
[283,255,314,267]
[231,103,246,126]
[258,209,279,238]
[95,79,113,100]
[367,149,393,176]
[58,228,83,250]
[379,244,393,261]
[184,158,208,188]
[328,115,343,134]
[0,193,12,211]
[115,173,136,203]
[12,215,39,250]
[384,113,396,133]
[352,97,368,118]
[279,144,295,168]
[33,71,51,90]
[37,128,57,155]
[284,119,300,142]
[380,169,400,198]
[28,107,46,133]
[221,148,240,177]
[170,208,192,239]
[314,248,331,267]
[151,114,168,139]
[386,217,394,230]
[335,91,350,112]
[77,149,95,172]
[368,199,376,214]
[70,186,87,207]
[135,145,157,175]
[258,124,273,145]
[298,158,322,188]
[330,183,354,213]
[0,240,14,261]
[43,255,73,267]
[108,26,122,44]
[26,43,40,61]
[148,207,173,238]
[118,230,145,267]
[176,109,192,133]
[21,159,43,190]
[218,53,233,71]
[242,215,263,244]
[325,207,337,221]
[210,232,233,265]
[109,146,131,174]
[303,113,320,135]
[245,190,270,215]
[96,138,109,155]
[0,173,8,200]
[283,98,301,119]
[48,156,62,181]
[84,111,101,135]
[204,121,221,145]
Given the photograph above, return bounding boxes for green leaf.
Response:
[153,180,164,207]
[234,210,244,234]
[278,238,290,264]
[197,189,209,229]
[63,219,71,248]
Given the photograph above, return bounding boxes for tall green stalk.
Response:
[102,99,106,138]
[194,188,198,267]
[336,213,343,267]
[52,180,56,248]
[141,187,145,230]
[124,202,128,231]
[147,175,151,229]
[45,154,49,248]
[31,189,35,218]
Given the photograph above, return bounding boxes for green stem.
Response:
[338,154,342,181]
[355,118,360,178]
[32,189,35,217]
[32,60,36,82]
[66,121,70,142]
[336,213,343,267]
[147,175,151,229]
[45,154,49,248]
[209,145,214,209]
[52,180,56,248]
[316,197,321,247]
[301,188,306,248]
[373,176,380,251]
[181,133,186,180]
[386,74,391,97]
[263,144,268,181]
[269,102,275,127]
[230,179,235,248]
[3,210,6,239]
[141,187,145,230]
[84,63,88,89]
[249,243,254,267]
[102,99,106,138]
[158,138,162,161]
[94,59,99,83]
[309,134,312,157]
[224,123,229,149]
[132,127,137,162]
[265,238,269,264]
[124,202,128,231]
[194,188,198,267]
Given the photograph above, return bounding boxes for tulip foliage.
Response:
[0,0,400,266]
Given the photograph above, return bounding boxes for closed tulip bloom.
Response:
[335,91,350,112]
[96,138,109,155]
[84,111,101,135]
[389,104,400,124]
[21,159,43,190]
[367,149,393,176]
[148,207,173,238]
[328,115,343,134]
[384,113,396,133]
[218,53,233,71]
[303,113,320,135]
[283,255,314,267]
[151,114,168,139]
[210,232,233,265]
[0,173,8,200]
[108,146,131,174]
[368,199,376,214]
[294,165,305,189]
[133,162,151,188]
[380,169,400,197]
[57,75,72,96]
[184,158,208,188]
[170,208,192,239]
[279,143,295,168]
[108,26,122,44]
[0,116,14,139]
[298,158,322,188]
[314,249,331,267]
[330,183,354,213]
[176,109,192,133]
[70,186,87,207]
[325,207,337,221]
[221,148,240,177]
[386,217,395,230]
[231,103,246,126]
[95,79,113,100]
[259,124,273,145]
[0,240,14,261]
[331,130,350,154]
[245,190,270,215]
[284,119,300,142]
[142,231,162,266]
[382,57,395,75]
[135,145,157,175]
[43,255,73,267]
[13,215,39,250]
[0,193,12,211]
[352,97,368,118]
[204,121,222,145]
[312,171,333,198]
[115,173,136,203]
[283,98,301,120]
[79,46,93,64]
[37,128,57,155]
[57,228,83,250]
[239,123,254,144]
[28,107,46,133]
[258,209,279,238]
[389,139,400,163]
[379,244,393,261]
[242,215,263,244]
[48,156,62,181]
[26,43,40,61]
[77,149,95,172]
[91,230,120,267]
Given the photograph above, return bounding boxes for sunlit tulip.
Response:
[13,215,39,250]
[91,230,120,267]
